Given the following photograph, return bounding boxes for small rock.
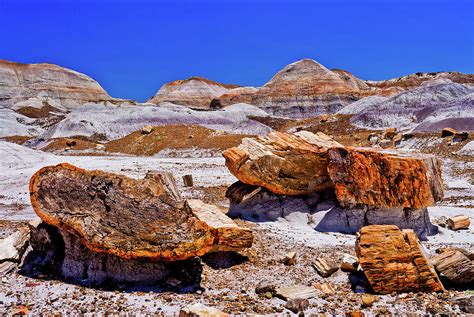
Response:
[361,294,377,308]
[447,215,470,230]
[179,303,227,317]
[141,125,154,134]
[312,258,339,277]
[340,253,359,272]
[255,279,276,295]
[320,114,330,122]
[182,174,194,187]
[281,251,297,266]
[384,127,397,139]
[452,295,474,314]
[285,298,309,313]
[392,133,402,146]
[441,127,458,137]
[379,139,393,149]
[314,282,335,294]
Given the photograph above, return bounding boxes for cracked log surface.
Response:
[356,225,444,294]
[327,147,444,209]
[223,131,342,196]
[29,163,251,261]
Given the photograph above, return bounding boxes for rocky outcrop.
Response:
[356,225,444,294]
[0,59,115,110]
[148,76,239,109]
[327,147,444,209]
[30,164,252,262]
[223,131,342,195]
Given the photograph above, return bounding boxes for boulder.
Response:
[223,131,342,196]
[327,147,444,209]
[356,225,444,294]
[441,127,458,137]
[30,164,252,262]
[431,249,474,285]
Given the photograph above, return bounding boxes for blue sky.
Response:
[0,0,473,101]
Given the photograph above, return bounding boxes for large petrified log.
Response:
[29,164,252,262]
[222,131,342,196]
[356,225,444,294]
[327,147,444,209]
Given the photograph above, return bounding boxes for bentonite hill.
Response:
[0,55,473,315]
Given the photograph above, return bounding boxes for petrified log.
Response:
[356,225,443,294]
[447,215,470,230]
[431,249,474,285]
[30,164,251,262]
[182,174,194,187]
[222,131,342,196]
[327,147,444,209]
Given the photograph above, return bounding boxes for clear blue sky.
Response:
[0,0,473,101]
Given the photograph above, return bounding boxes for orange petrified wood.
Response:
[356,225,444,294]
[327,147,444,209]
[30,163,252,261]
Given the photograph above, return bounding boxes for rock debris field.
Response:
[0,58,473,316]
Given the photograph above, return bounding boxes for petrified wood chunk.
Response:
[223,131,342,196]
[187,199,253,252]
[312,257,339,277]
[356,225,443,294]
[327,147,444,209]
[447,215,471,230]
[431,249,474,285]
[30,164,251,262]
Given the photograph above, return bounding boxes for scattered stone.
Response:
[255,279,276,295]
[431,249,474,285]
[356,225,444,294]
[361,294,377,308]
[275,285,319,300]
[378,139,392,149]
[320,113,330,122]
[314,282,335,294]
[141,125,154,134]
[435,216,448,228]
[327,147,444,209]
[281,251,297,266]
[384,127,397,139]
[222,131,342,195]
[179,303,227,317]
[285,298,310,313]
[183,174,194,187]
[452,296,474,314]
[30,164,252,261]
[312,258,339,277]
[340,253,359,272]
[447,215,470,230]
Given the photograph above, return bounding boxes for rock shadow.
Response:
[20,222,203,293]
[201,251,248,269]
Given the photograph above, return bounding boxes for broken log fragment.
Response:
[182,174,194,187]
[356,225,444,294]
[29,163,252,262]
[222,131,342,196]
[312,258,339,277]
[327,147,444,209]
[431,249,474,285]
[447,215,470,230]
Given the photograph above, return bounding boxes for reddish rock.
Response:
[30,164,252,261]
[223,131,342,195]
[356,225,444,294]
[327,147,444,209]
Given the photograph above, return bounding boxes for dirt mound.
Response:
[104,125,253,156]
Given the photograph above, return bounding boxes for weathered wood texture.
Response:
[356,225,444,294]
[447,215,470,230]
[327,147,444,209]
[223,131,342,196]
[30,163,251,261]
[431,249,474,284]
